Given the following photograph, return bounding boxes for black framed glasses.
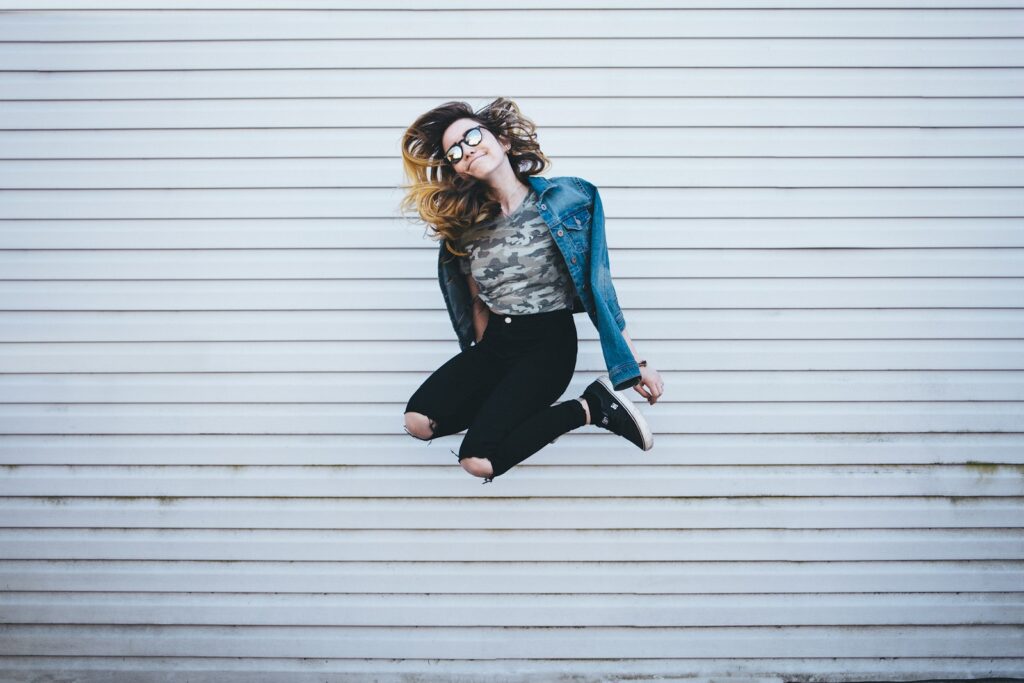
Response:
[444,126,484,165]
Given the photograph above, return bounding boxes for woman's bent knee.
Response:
[404,411,435,440]
[460,456,494,478]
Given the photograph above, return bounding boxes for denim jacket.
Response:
[437,175,641,391]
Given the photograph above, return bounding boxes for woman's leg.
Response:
[404,340,504,443]
[458,315,581,480]
[484,397,587,478]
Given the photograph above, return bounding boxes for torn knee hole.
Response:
[403,425,429,441]
[404,414,438,441]
[459,456,494,479]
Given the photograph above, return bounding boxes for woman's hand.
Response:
[633,365,664,405]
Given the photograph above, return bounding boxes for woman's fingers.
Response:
[647,379,663,404]
[634,369,665,405]
[636,383,656,404]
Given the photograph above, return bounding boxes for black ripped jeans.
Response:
[404,307,587,482]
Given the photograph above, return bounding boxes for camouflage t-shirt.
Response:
[457,188,576,315]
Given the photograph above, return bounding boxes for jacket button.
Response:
[504,316,512,323]
[557,229,564,237]
[571,256,577,264]
[539,203,546,209]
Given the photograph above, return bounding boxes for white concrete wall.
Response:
[0,2,1022,681]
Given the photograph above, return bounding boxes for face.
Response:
[440,117,511,179]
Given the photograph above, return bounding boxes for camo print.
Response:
[456,188,576,315]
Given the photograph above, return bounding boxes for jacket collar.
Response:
[526,175,556,200]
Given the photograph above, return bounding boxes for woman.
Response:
[399,97,664,484]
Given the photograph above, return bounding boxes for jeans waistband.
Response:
[483,307,574,342]
[487,307,572,323]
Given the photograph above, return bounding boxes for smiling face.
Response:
[441,117,511,179]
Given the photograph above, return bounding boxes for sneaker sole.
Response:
[596,375,654,451]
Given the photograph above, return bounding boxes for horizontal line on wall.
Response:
[3,65,1024,72]
[7,36,1024,43]
[6,186,1024,191]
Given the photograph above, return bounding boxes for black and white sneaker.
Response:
[581,375,654,451]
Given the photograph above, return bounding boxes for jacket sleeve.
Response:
[583,179,641,390]
[438,239,475,350]
[589,183,628,332]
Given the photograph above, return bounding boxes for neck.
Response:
[484,165,528,215]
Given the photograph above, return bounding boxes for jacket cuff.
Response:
[609,360,641,391]
[612,373,641,391]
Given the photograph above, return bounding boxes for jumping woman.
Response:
[400,97,665,483]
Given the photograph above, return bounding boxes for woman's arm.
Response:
[620,327,641,363]
[620,327,665,405]
[466,273,489,342]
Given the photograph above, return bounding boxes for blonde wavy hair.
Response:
[399,97,550,258]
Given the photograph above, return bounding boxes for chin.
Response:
[473,156,499,175]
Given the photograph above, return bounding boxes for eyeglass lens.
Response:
[446,127,483,163]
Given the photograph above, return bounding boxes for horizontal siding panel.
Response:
[1,528,1021,561]
[0,658,1019,683]
[0,402,1022,435]
[3,128,1021,159]
[4,69,1024,100]
[4,248,1024,278]
[5,279,1024,309]
[2,40,1022,70]
[7,158,1024,188]
[0,624,1021,658]
[2,218,1022,249]
[2,340,1022,373]
[8,0,1024,7]
[5,9,1024,40]
[3,559,1020,594]
[2,97,1023,128]
[0,659,1018,683]
[1,465,1021,498]
[0,155,1003,188]
[5,370,1022,402]
[5,591,1023,626]
[3,189,1022,220]
[3,310,1024,342]
[2,497,1022,530]
[3,433,1021,467]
